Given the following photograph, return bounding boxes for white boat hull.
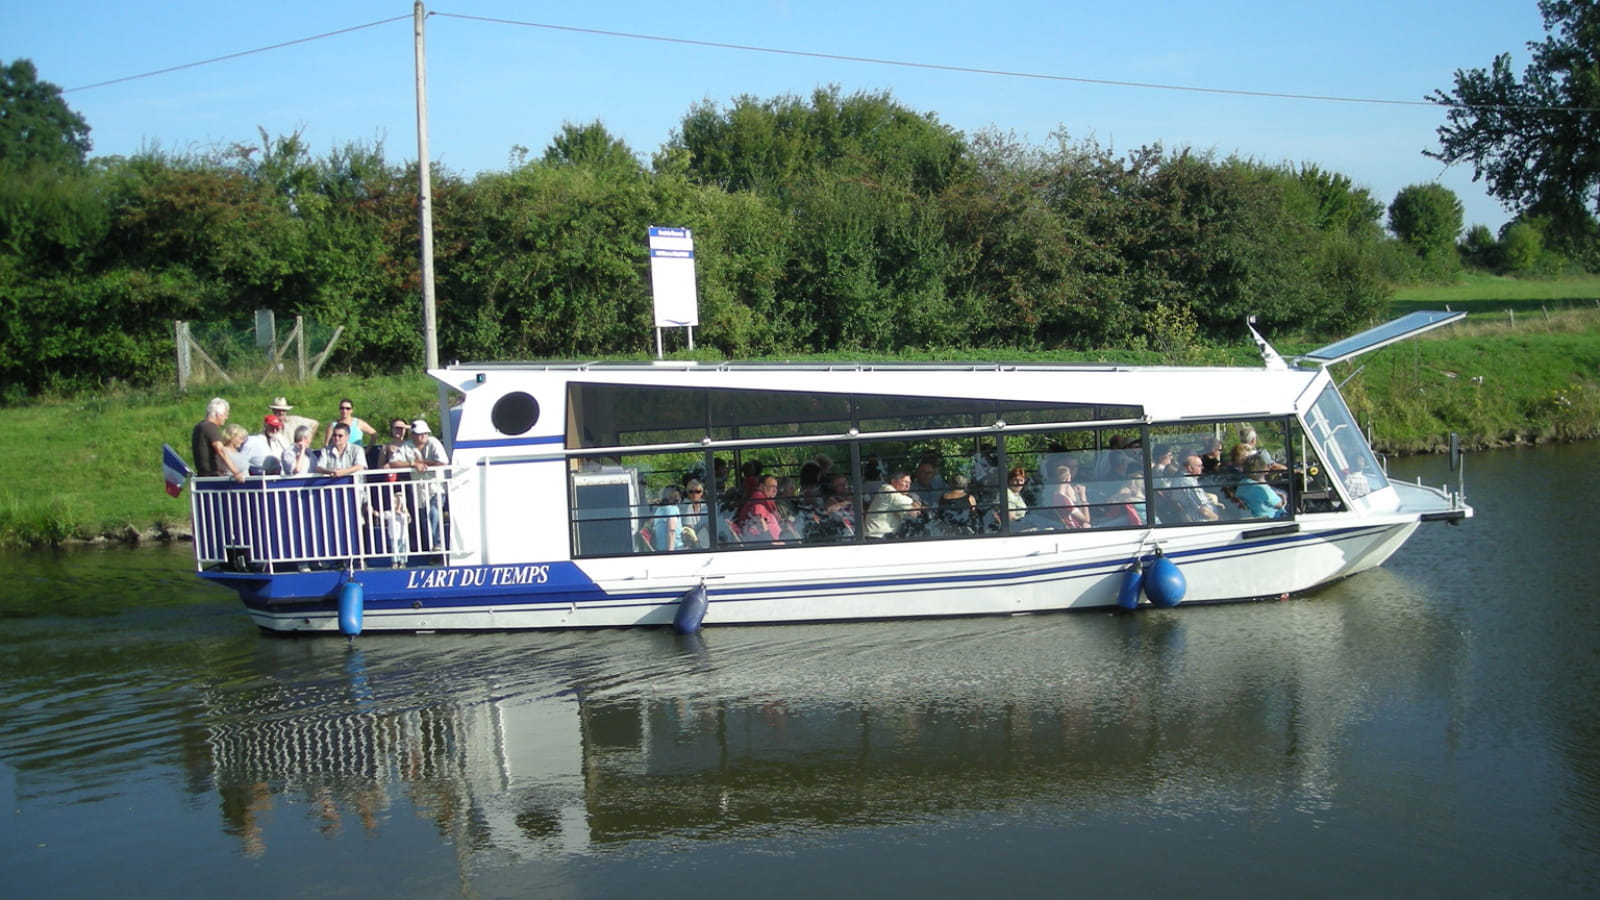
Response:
[242,516,1417,633]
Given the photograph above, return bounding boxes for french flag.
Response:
[162,443,192,498]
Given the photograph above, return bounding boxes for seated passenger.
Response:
[935,474,979,534]
[865,470,924,539]
[736,475,783,543]
[652,487,683,551]
[1050,462,1091,530]
[911,458,944,506]
[680,479,711,548]
[1235,455,1288,518]
[1239,427,1288,470]
[1093,478,1146,528]
[1172,454,1221,522]
[814,475,857,540]
[1003,467,1029,525]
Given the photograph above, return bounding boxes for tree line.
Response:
[3,38,1596,399]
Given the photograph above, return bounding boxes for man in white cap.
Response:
[388,418,449,550]
[267,397,318,447]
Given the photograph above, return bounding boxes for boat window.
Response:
[1303,385,1388,504]
[564,403,1306,560]
[566,382,1140,449]
[490,391,540,435]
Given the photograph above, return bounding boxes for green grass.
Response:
[1392,274,1600,318]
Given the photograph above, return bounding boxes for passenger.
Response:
[739,459,763,501]
[322,398,377,450]
[1236,455,1288,518]
[816,475,857,539]
[267,397,317,442]
[911,459,944,506]
[391,419,449,551]
[735,475,783,543]
[652,487,683,551]
[220,423,249,478]
[1200,436,1224,469]
[1051,461,1091,529]
[1092,435,1129,482]
[240,414,291,475]
[935,474,979,534]
[1150,444,1177,479]
[191,397,246,482]
[316,423,366,477]
[798,461,823,507]
[1238,426,1284,468]
[373,419,410,468]
[1096,478,1146,528]
[865,470,924,539]
[1002,467,1030,527]
[1173,455,1221,522]
[281,425,316,476]
[773,476,804,541]
[680,479,711,548]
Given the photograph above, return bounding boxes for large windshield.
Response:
[1304,385,1388,502]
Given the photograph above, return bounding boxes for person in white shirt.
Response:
[388,419,449,550]
[280,425,315,475]
[240,414,293,474]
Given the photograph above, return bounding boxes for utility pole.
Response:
[414,1,439,371]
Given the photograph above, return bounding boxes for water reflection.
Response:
[176,580,1453,863]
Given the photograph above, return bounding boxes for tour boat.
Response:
[188,313,1471,633]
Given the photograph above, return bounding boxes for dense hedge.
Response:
[0,88,1410,398]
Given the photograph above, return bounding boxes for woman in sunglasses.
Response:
[322,398,378,449]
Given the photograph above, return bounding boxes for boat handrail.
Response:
[189,465,474,574]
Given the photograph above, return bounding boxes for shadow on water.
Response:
[1,445,1598,897]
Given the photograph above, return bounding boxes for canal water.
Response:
[2,445,1597,898]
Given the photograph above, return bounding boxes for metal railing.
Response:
[191,467,468,573]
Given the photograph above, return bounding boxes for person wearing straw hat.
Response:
[267,396,317,446]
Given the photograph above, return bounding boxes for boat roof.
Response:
[432,360,1329,423]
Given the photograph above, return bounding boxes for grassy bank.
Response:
[3,308,1598,547]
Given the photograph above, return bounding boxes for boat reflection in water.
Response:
[200,572,1448,864]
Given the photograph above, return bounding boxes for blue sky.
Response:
[11,1,1545,233]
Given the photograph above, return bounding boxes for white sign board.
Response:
[648,226,699,327]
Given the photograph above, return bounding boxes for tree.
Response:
[1427,1,1600,241]
[662,86,970,198]
[542,121,642,175]
[1388,183,1465,258]
[0,59,91,169]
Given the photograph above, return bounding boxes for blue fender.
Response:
[1144,553,1187,608]
[338,580,364,636]
[673,583,710,634]
[1116,560,1144,611]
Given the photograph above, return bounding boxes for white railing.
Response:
[190,467,470,573]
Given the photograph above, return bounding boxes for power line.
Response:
[64,15,410,93]
[61,9,1588,114]
[436,11,1444,109]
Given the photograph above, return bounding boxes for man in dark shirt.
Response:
[191,397,244,482]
